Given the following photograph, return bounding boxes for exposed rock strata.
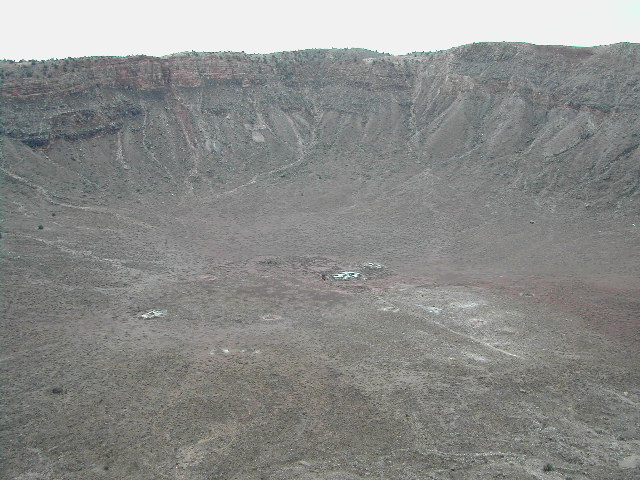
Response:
[2,43,638,210]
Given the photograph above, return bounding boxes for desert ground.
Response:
[1,44,639,479]
[2,179,638,480]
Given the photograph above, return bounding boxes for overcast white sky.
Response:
[2,0,638,60]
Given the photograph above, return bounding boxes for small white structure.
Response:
[363,262,384,269]
[139,309,166,319]
[332,271,362,280]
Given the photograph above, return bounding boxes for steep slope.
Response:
[2,44,639,208]
[1,44,638,275]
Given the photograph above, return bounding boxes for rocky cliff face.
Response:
[1,43,639,280]
[2,43,639,212]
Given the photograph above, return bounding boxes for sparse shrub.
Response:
[542,463,554,472]
[37,225,44,230]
